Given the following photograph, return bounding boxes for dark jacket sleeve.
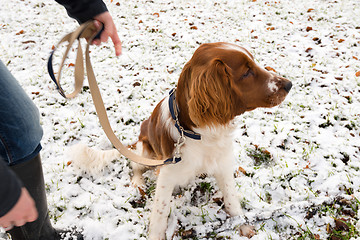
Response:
[55,0,108,24]
[0,160,22,217]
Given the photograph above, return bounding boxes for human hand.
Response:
[0,188,38,231]
[92,11,122,56]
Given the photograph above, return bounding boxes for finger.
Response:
[100,31,109,43]
[14,220,26,227]
[93,19,102,30]
[27,207,38,223]
[4,226,14,232]
[4,225,14,231]
[92,39,101,46]
[110,32,122,56]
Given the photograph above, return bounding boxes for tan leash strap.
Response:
[48,21,178,166]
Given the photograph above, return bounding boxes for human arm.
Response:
[0,161,38,230]
[55,0,122,56]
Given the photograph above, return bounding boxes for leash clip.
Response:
[173,131,186,164]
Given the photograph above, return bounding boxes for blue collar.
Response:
[168,89,201,140]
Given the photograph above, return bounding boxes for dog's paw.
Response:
[131,175,145,188]
[148,228,166,240]
[238,225,256,238]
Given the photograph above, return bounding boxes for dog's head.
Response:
[177,42,292,127]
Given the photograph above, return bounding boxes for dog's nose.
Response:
[284,81,292,93]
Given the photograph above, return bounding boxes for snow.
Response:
[1,0,360,239]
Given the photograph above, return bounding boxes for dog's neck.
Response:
[169,89,201,140]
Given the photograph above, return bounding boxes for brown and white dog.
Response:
[72,42,292,239]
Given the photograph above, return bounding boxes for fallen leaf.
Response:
[16,30,24,35]
[265,66,276,72]
[236,166,247,175]
[338,39,345,43]
[133,81,141,87]
[31,92,40,95]
[138,186,146,197]
[307,8,315,12]
[334,218,349,231]
[153,12,160,17]
[68,63,75,67]
[22,40,36,44]
[67,161,72,166]
[356,71,360,77]
[190,26,198,30]
[306,26,313,32]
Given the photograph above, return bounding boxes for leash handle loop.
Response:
[48,21,178,167]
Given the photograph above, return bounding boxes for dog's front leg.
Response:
[214,166,243,217]
[149,168,175,240]
[214,156,256,238]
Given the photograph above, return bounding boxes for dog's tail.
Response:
[69,143,121,175]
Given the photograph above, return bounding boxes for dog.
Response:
[71,42,292,239]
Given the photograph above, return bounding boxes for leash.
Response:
[48,21,182,167]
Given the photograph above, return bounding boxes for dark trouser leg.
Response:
[7,154,58,240]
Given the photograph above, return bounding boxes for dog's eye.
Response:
[242,68,252,79]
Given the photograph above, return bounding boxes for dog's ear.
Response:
[188,58,236,126]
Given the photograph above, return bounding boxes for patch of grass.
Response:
[247,145,273,166]
[306,196,360,240]
[327,218,360,240]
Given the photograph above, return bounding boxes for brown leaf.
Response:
[306,26,313,32]
[133,82,141,87]
[307,8,315,12]
[335,218,349,231]
[137,186,147,197]
[22,40,36,44]
[236,166,247,176]
[338,39,345,43]
[68,63,75,67]
[305,47,313,53]
[31,92,40,95]
[153,12,160,17]
[356,71,360,77]
[265,66,276,72]
[16,30,25,35]
[190,26,198,30]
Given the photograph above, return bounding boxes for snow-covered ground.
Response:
[1,0,360,239]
